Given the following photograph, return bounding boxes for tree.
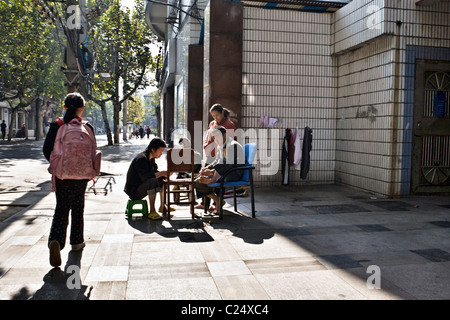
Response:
[144,90,160,132]
[127,95,146,125]
[88,0,158,145]
[0,0,65,141]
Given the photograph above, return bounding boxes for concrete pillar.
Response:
[203,0,243,131]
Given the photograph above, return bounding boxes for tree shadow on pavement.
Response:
[126,207,275,245]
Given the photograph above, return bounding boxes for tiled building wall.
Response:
[334,35,396,195]
[390,0,450,194]
[240,1,450,194]
[333,0,389,54]
[333,0,450,196]
[242,7,336,186]
[333,0,398,196]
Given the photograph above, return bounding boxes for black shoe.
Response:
[49,240,61,267]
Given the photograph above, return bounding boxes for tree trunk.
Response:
[100,101,113,146]
[7,109,16,142]
[35,97,43,141]
[113,99,120,144]
[122,99,128,141]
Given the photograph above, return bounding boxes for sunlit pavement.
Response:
[1,136,450,301]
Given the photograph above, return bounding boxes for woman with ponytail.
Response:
[203,103,237,160]
[43,92,96,267]
[196,104,237,210]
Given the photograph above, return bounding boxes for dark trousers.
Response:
[49,178,88,249]
[130,177,163,200]
[194,181,217,199]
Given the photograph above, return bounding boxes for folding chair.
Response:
[162,148,196,220]
[205,143,257,220]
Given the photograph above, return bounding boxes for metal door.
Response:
[411,61,450,194]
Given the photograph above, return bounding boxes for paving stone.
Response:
[410,248,450,262]
[129,262,210,280]
[0,245,33,276]
[84,266,129,282]
[357,224,392,232]
[228,234,312,260]
[130,241,205,265]
[90,243,133,266]
[305,204,371,214]
[318,254,364,269]
[366,200,412,211]
[197,239,242,262]
[213,275,270,300]
[126,278,221,300]
[245,256,326,274]
[429,220,450,228]
[254,270,367,299]
[207,260,251,277]
[7,235,41,246]
[85,281,126,300]
[101,234,134,243]
[380,262,450,299]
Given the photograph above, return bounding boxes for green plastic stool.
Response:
[125,199,149,218]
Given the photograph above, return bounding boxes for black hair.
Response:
[63,92,85,124]
[209,103,231,119]
[209,103,238,124]
[145,137,167,156]
[214,126,227,136]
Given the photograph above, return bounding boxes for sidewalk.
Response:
[0,138,450,301]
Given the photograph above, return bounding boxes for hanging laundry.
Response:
[268,118,278,128]
[289,128,294,166]
[260,115,278,128]
[259,115,268,127]
[300,126,312,179]
[282,128,293,185]
[292,126,302,170]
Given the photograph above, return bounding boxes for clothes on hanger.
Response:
[292,126,302,171]
[300,126,312,179]
[260,115,268,127]
[260,115,278,128]
[282,128,293,185]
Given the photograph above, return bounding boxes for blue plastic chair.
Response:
[205,143,256,220]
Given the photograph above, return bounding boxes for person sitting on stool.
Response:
[124,138,168,220]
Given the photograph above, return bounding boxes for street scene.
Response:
[1,0,450,307]
[1,136,450,303]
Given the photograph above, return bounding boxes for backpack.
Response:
[48,117,101,181]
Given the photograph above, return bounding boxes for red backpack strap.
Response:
[56,117,64,127]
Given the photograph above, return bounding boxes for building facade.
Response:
[146,0,450,196]
[0,99,55,140]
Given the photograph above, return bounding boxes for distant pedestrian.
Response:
[43,92,97,267]
[139,125,144,139]
[145,125,151,139]
[43,115,48,137]
[1,120,6,140]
